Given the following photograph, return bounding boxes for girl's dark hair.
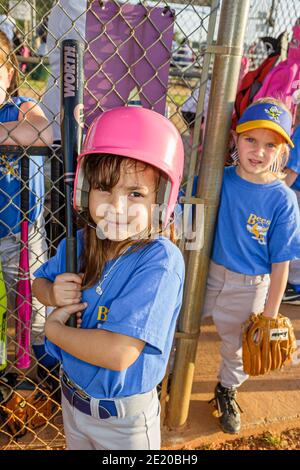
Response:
[80,154,175,289]
[0,31,20,97]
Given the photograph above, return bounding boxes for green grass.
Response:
[262,432,282,448]
[19,77,48,98]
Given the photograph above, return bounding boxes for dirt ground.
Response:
[197,428,300,450]
[162,302,300,451]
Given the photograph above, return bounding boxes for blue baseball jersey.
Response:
[34,232,185,398]
[286,125,300,191]
[0,96,44,238]
[212,166,300,275]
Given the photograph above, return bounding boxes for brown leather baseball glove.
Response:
[242,313,297,376]
[0,373,54,438]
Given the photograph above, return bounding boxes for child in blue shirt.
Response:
[204,98,300,435]
[32,107,185,450]
[0,31,53,371]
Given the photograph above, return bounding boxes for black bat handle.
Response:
[61,39,84,328]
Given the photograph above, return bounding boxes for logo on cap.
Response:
[265,106,282,123]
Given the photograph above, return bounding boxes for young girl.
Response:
[203,98,300,434]
[32,106,185,450]
[0,31,53,369]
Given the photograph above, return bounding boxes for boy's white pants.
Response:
[203,261,270,389]
[61,387,161,450]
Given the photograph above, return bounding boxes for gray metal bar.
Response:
[167,0,251,429]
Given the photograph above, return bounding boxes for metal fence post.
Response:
[167,0,251,429]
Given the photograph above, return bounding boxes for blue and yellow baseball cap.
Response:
[236,102,294,147]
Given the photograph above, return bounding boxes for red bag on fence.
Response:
[253,24,300,127]
[232,53,280,129]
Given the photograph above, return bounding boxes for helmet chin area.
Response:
[156,176,172,227]
[74,157,90,212]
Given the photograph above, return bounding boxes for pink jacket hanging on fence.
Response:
[84,2,174,127]
[253,24,300,126]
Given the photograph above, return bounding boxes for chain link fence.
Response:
[0,0,298,450]
[244,0,299,69]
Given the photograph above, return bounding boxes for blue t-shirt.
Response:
[0,96,44,238]
[34,232,185,399]
[212,166,300,275]
[286,125,300,191]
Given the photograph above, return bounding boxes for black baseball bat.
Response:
[50,145,65,256]
[61,39,84,327]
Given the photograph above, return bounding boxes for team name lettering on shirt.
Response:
[246,213,271,245]
[97,306,109,321]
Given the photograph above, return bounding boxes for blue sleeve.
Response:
[286,126,300,174]
[45,337,63,362]
[33,238,67,281]
[100,244,185,355]
[268,192,300,263]
[14,96,38,108]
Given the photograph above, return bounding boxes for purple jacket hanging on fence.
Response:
[254,24,300,126]
[84,2,174,127]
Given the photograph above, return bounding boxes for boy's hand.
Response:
[51,273,83,306]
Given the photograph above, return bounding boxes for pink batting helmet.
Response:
[74,106,184,227]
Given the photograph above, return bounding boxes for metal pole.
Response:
[167,0,251,429]
[31,0,37,48]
